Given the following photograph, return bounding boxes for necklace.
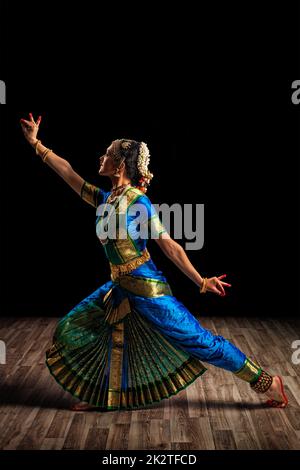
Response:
[107,183,131,204]
[111,183,131,193]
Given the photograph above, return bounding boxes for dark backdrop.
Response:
[1,4,299,319]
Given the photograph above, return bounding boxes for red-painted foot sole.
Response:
[265,376,288,408]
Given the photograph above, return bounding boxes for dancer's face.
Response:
[98,144,118,176]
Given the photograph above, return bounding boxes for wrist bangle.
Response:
[200,277,208,294]
[34,140,41,154]
[41,148,52,163]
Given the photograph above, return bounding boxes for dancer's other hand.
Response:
[206,274,232,297]
[20,112,42,146]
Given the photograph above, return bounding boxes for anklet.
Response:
[250,370,273,393]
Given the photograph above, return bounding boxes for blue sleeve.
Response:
[80,180,106,208]
[127,194,167,240]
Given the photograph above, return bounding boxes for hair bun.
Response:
[136,142,153,193]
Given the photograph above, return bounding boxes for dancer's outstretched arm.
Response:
[155,230,231,297]
[20,113,84,195]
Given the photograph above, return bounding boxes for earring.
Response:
[114,167,121,177]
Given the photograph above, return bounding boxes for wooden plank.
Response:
[1,316,300,450]
[148,419,171,450]
[84,426,109,450]
[62,414,88,450]
[16,408,57,450]
[169,390,191,443]
[188,417,215,450]
[202,378,231,431]
[213,430,237,450]
[46,410,75,438]
[40,438,65,450]
[186,379,209,418]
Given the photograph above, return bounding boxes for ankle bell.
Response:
[250,370,273,393]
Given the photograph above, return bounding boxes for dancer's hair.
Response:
[111,139,154,193]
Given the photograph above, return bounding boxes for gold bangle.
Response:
[41,148,52,163]
[200,277,208,294]
[34,140,41,154]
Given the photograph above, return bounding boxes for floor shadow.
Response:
[0,382,271,412]
[0,382,71,411]
[170,397,269,410]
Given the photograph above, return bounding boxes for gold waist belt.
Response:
[110,248,151,281]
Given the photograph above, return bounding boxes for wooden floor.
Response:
[0,316,299,450]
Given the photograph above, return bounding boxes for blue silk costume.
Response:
[46,183,263,410]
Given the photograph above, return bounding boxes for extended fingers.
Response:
[218,274,232,288]
[20,118,34,131]
[21,113,41,130]
[29,112,36,124]
[219,284,226,296]
[20,118,31,126]
[214,279,225,296]
[207,276,231,297]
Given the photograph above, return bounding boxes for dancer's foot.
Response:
[264,375,288,408]
[70,401,99,411]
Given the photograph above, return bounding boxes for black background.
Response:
[1,3,299,320]
[0,3,300,467]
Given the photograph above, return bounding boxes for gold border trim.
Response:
[110,248,151,281]
[233,357,262,383]
[107,322,125,408]
[119,275,172,297]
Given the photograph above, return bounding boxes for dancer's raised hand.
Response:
[205,274,232,297]
[20,112,42,145]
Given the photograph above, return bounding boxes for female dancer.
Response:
[20,113,288,411]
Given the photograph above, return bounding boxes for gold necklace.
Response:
[111,182,130,192]
[107,183,131,204]
[112,183,130,191]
